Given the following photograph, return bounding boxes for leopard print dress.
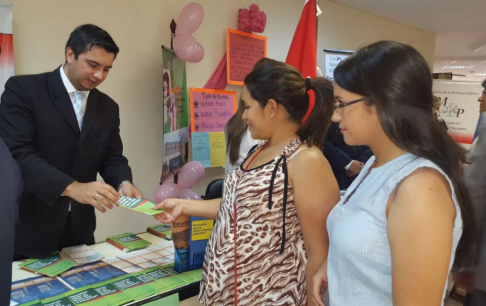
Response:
[199,139,307,306]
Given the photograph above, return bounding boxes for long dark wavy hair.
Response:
[334,40,476,268]
[244,60,334,147]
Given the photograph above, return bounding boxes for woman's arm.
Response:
[153,197,221,222]
[289,148,340,306]
[387,168,456,306]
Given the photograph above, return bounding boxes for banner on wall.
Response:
[189,88,237,167]
[432,80,482,149]
[323,49,353,81]
[0,1,14,96]
[161,46,190,183]
[226,29,267,86]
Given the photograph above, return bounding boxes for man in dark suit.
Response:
[0,136,22,303]
[453,79,486,306]
[0,24,142,259]
[323,122,373,190]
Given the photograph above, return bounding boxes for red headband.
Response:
[302,77,315,124]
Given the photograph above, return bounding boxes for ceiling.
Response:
[332,0,486,81]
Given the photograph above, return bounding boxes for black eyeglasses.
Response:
[334,97,369,112]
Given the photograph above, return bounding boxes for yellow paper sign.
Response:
[191,220,214,241]
[209,132,226,167]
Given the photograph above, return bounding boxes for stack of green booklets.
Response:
[106,233,151,252]
[11,264,202,305]
[116,196,162,215]
[19,253,75,277]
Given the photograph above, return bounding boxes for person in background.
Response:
[155,60,340,305]
[433,96,448,131]
[312,41,475,306]
[0,24,141,260]
[0,136,22,304]
[323,121,373,190]
[224,98,259,174]
[224,57,278,174]
[453,79,486,306]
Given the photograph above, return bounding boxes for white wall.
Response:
[7,0,436,242]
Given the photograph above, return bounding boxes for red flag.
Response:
[285,0,317,78]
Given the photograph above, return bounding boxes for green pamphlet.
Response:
[19,253,75,277]
[117,197,162,216]
[21,300,43,306]
[91,281,133,305]
[147,224,172,240]
[138,267,185,292]
[108,274,157,301]
[41,287,114,306]
[106,233,151,252]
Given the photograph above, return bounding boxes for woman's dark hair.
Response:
[65,24,119,61]
[243,60,334,147]
[226,57,279,165]
[334,40,476,268]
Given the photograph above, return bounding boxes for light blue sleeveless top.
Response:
[327,153,463,306]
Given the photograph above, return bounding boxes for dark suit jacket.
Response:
[0,67,132,258]
[0,136,22,303]
[323,122,373,190]
[466,115,486,291]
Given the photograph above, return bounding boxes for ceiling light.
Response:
[443,65,473,69]
[473,73,486,76]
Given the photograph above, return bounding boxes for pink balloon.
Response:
[176,2,204,35]
[173,34,204,63]
[179,188,201,200]
[154,182,181,203]
[177,161,205,188]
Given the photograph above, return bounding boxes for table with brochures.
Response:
[11,232,201,305]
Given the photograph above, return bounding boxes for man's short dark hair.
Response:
[65,24,119,61]
[482,78,486,89]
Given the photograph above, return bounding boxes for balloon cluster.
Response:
[173,3,205,63]
[154,161,205,203]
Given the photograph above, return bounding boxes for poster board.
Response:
[432,80,482,149]
[323,49,353,82]
[161,46,190,183]
[0,2,13,96]
[189,88,237,167]
[227,29,267,85]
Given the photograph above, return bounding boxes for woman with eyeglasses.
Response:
[311,41,476,306]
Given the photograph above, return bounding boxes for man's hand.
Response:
[63,181,119,212]
[118,182,143,199]
[347,160,364,176]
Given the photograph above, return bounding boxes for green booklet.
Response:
[137,267,185,293]
[21,300,43,306]
[106,273,157,302]
[91,281,133,305]
[147,224,172,240]
[116,197,162,216]
[41,287,113,306]
[106,233,151,252]
[19,253,75,277]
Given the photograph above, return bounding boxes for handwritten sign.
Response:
[209,132,226,167]
[227,29,267,85]
[191,132,211,167]
[189,88,237,133]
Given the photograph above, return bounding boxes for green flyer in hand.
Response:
[116,196,163,215]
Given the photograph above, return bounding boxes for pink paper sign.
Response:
[227,29,267,85]
[190,88,237,132]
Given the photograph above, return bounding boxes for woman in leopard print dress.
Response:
[155,60,340,305]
